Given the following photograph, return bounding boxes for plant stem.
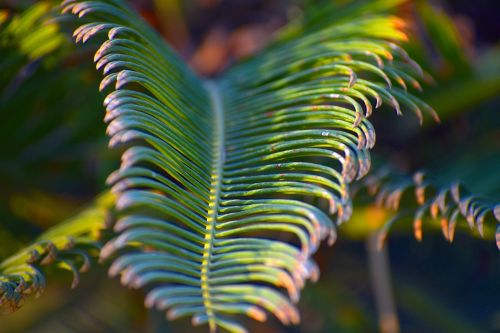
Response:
[367,234,400,333]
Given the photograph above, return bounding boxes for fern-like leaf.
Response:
[62,0,433,331]
[0,193,114,314]
[358,169,500,249]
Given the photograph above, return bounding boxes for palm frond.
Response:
[62,0,433,331]
[277,0,407,40]
[357,169,500,249]
[0,193,114,314]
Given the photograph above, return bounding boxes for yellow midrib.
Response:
[201,80,225,332]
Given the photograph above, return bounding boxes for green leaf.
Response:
[0,193,114,314]
[0,2,68,62]
[63,0,433,331]
[357,169,500,249]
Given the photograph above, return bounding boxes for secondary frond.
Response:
[63,0,434,331]
[357,169,500,249]
[0,193,114,314]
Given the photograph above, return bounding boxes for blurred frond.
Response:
[0,2,68,75]
[411,1,472,77]
[61,0,434,331]
[0,193,115,314]
[356,169,500,250]
[403,1,500,121]
[277,0,407,41]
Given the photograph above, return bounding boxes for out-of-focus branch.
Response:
[367,234,400,333]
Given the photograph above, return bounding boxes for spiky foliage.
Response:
[0,2,67,63]
[58,0,437,331]
[356,169,500,249]
[0,193,114,314]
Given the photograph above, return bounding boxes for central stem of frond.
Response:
[201,81,225,332]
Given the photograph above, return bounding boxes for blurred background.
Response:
[0,0,499,332]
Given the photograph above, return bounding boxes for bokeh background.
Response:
[0,0,499,332]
